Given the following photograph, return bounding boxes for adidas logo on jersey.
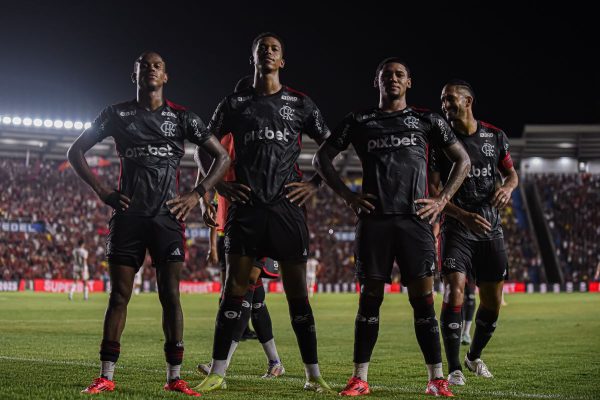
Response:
[367,133,417,152]
[170,248,182,256]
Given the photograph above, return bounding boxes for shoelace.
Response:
[474,361,489,375]
[440,380,450,391]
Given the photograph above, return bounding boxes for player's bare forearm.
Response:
[195,136,231,193]
[67,131,108,196]
[427,169,469,221]
[443,202,468,221]
[313,142,354,201]
[502,167,519,191]
[439,141,471,202]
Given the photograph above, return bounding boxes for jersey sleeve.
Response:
[428,113,457,148]
[497,130,514,172]
[302,97,330,141]
[207,98,230,140]
[184,111,211,146]
[326,113,355,151]
[87,106,115,143]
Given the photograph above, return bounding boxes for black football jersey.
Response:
[208,86,330,205]
[430,120,513,240]
[327,106,457,215]
[88,99,211,216]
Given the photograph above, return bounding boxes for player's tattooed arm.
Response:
[416,141,470,223]
[67,128,130,211]
[314,142,376,216]
[428,169,491,234]
[492,166,518,209]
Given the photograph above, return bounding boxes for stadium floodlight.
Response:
[557,142,575,148]
[12,117,22,125]
[74,121,84,129]
[64,120,74,129]
[530,157,543,165]
[23,118,33,126]
[33,118,43,127]
[43,119,53,128]
[84,122,92,129]
[53,120,64,129]
[2,116,11,124]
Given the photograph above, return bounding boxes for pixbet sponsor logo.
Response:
[480,131,494,138]
[468,163,492,178]
[119,110,136,117]
[281,95,298,102]
[244,127,291,145]
[124,144,174,158]
[367,133,417,152]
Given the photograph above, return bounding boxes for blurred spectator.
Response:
[536,173,600,283]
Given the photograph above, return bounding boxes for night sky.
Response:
[1,2,597,138]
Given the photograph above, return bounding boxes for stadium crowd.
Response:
[536,173,600,282]
[0,158,551,285]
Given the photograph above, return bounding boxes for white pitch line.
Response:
[0,355,591,400]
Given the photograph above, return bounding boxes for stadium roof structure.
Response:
[1,115,599,172]
[521,125,600,161]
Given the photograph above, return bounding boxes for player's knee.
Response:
[409,292,436,319]
[158,289,181,307]
[445,285,464,306]
[480,297,502,313]
[359,279,385,298]
[224,277,249,297]
[108,290,131,309]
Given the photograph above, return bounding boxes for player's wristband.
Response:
[193,184,206,198]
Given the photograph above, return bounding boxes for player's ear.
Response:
[406,78,412,89]
[279,58,285,69]
[131,72,137,84]
[465,95,473,108]
[249,55,254,65]
[163,72,168,84]
[373,76,378,88]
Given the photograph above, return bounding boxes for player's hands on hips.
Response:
[344,193,377,217]
[200,197,217,228]
[415,196,448,224]
[167,191,200,221]
[285,181,319,206]
[460,211,492,234]
[491,186,513,209]
[98,187,130,211]
[216,181,251,204]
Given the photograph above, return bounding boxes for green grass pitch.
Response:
[0,292,598,399]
